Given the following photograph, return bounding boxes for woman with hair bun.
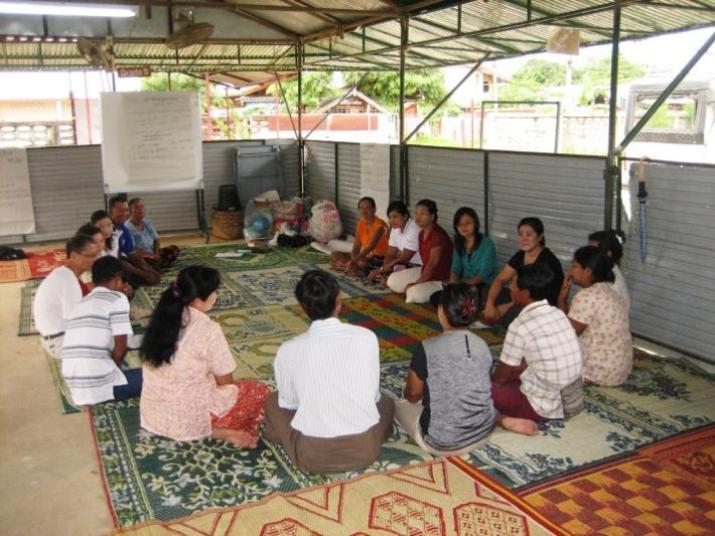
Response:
[139,266,270,447]
[588,229,630,311]
[396,283,495,455]
[559,246,632,387]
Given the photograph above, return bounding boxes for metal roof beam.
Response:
[0,35,295,45]
[281,0,342,27]
[502,0,613,39]
[210,1,300,38]
[300,0,456,43]
[648,1,715,11]
[411,15,521,54]
[33,0,396,16]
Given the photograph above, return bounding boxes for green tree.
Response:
[573,54,645,85]
[512,59,567,87]
[266,72,337,112]
[141,72,203,92]
[496,59,567,104]
[343,69,448,112]
[574,54,645,105]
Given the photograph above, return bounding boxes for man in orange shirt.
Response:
[330,197,389,277]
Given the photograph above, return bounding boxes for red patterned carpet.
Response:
[116,458,565,535]
[27,249,66,279]
[521,424,715,535]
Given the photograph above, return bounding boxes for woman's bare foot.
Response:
[212,428,259,448]
[498,415,539,436]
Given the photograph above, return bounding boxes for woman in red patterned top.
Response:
[404,199,454,303]
[139,266,270,447]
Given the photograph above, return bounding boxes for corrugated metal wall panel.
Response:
[305,141,335,203]
[390,144,400,201]
[337,143,361,233]
[269,140,300,197]
[203,140,265,216]
[407,146,485,237]
[25,145,105,241]
[623,163,715,362]
[488,152,605,265]
[13,140,296,242]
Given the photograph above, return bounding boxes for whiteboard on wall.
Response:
[360,144,390,219]
[101,92,203,193]
[0,148,36,236]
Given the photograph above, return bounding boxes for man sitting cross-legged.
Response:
[61,256,142,407]
[33,234,99,358]
[491,263,583,436]
[264,269,395,473]
[125,197,180,271]
[108,195,160,287]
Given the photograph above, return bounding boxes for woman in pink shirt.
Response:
[139,266,269,447]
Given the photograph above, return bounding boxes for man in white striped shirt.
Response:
[61,256,143,406]
[265,270,395,473]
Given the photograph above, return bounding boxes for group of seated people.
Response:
[34,195,178,359]
[33,193,633,475]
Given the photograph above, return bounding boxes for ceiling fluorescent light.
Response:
[0,2,137,18]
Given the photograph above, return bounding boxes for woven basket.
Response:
[212,209,243,240]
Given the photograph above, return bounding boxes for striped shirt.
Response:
[61,287,133,406]
[273,317,381,438]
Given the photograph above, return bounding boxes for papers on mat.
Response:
[215,249,252,258]
[309,236,355,256]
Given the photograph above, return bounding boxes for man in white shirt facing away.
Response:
[33,234,99,357]
[265,269,395,473]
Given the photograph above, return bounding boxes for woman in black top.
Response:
[483,217,564,325]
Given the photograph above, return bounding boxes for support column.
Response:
[603,0,621,230]
[398,16,408,203]
[297,43,304,196]
[204,73,213,139]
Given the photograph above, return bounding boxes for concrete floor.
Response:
[1,234,710,535]
[0,234,222,536]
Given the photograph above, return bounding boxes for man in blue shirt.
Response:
[108,196,160,286]
[125,198,179,270]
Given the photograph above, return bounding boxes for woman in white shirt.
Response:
[91,209,120,259]
[588,230,630,311]
[368,200,422,292]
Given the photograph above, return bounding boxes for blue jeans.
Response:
[113,367,143,401]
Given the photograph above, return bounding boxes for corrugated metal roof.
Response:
[0,0,712,83]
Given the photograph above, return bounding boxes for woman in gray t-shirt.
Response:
[395,283,495,455]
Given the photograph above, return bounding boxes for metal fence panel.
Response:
[24,145,105,242]
[337,143,362,233]
[407,146,486,238]
[270,140,300,197]
[623,162,715,362]
[203,140,265,216]
[305,141,336,205]
[488,152,606,266]
[390,144,400,201]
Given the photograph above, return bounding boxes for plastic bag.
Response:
[308,200,342,243]
[243,199,274,242]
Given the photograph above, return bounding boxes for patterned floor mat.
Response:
[521,424,715,534]
[92,354,714,527]
[17,279,39,335]
[115,458,565,535]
